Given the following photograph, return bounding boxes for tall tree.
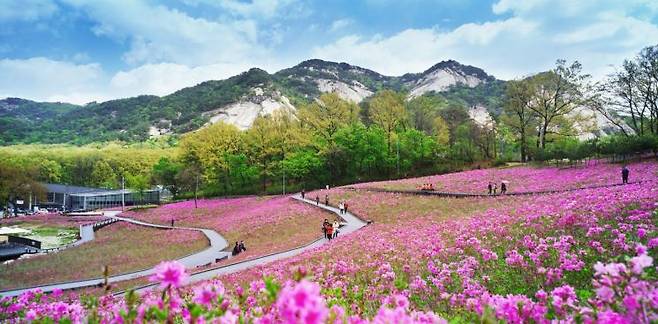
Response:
[527,60,590,149]
[151,157,183,198]
[501,79,537,162]
[368,90,407,155]
[90,160,117,188]
[297,93,360,145]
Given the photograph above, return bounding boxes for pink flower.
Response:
[276,280,328,324]
[150,261,189,288]
[629,254,653,274]
[193,285,219,307]
[596,286,615,303]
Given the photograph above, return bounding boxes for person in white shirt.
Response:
[333,220,340,238]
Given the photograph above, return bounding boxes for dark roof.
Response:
[43,183,110,194]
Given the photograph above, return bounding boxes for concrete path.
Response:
[124,195,367,295]
[0,211,230,298]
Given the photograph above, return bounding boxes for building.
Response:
[35,183,160,212]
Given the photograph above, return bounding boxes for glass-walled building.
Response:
[36,183,160,211]
[68,190,160,211]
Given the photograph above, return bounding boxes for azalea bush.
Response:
[349,160,657,194]
[1,162,657,323]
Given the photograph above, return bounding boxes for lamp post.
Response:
[121,176,125,212]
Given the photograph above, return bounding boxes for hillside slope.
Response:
[1,59,502,144]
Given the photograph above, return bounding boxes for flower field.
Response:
[122,196,332,264]
[2,161,657,323]
[0,222,206,290]
[350,160,658,194]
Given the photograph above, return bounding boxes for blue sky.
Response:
[1,0,658,104]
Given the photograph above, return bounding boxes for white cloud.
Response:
[60,0,268,66]
[330,19,353,32]
[0,57,269,105]
[312,0,658,80]
[109,62,255,97]
[0,57,105,103]
[0,0,58,22]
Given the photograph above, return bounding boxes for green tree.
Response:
[38,159,63,183]
[90,160,117,188]
[501,79,537,162]
[297,93,360,145]
[368,90,407,156]
[126,173,150,206]
[152,157,183,198]
[527,60,590,149]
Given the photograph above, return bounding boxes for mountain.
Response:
[0,59,500,144]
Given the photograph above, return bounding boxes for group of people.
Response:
[338,201,349,214]
[417,183,435,191]
[231,240,247,256]
[487,182,507,195]
[322,218,341,240]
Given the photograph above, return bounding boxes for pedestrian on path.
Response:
[492,183,497,195]
[315,195,320,205]
[488,182,493,195]
[239,240,247,252]
[339,202,344,214]
[322,219,329,239]
[622,166,630,184]
[327,222,334,241]
[232,241,240,256]
[500,182,507,194]
[171,218,174,227]
[344,202,349,213]
[301,189,305,199]
[325,194,329,206]
[333,220,340,238]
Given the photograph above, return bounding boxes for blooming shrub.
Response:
[1,161,657,323]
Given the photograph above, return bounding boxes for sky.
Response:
[1,0,658,104]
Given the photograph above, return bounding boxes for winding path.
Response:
[0,195,367,298]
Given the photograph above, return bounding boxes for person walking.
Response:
[500,182,507,194]
[322,219,330,239]
[333,220,340,238]
[622,166,630,184]
[488,182,493,195]
[492,183,497,195]
[344,202,349,214]
[301,189,305,199]
[232,241,240,256]
[325,194,329,206]
[338,202,344,214]
[239,240,247,252]
[326,222,334,241]
[171,218,174,227]
[315,195,320,205]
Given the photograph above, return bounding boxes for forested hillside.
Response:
[0,60,501,144]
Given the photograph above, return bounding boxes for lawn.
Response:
[0,221,206,290]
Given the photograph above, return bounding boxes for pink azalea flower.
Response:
[629,254,653,274]
[150,261,189,288]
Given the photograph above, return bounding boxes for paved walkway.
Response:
[1,196,367,298]
[124,195,367,295]
[344,180,648,198]
[0,211,230,298]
